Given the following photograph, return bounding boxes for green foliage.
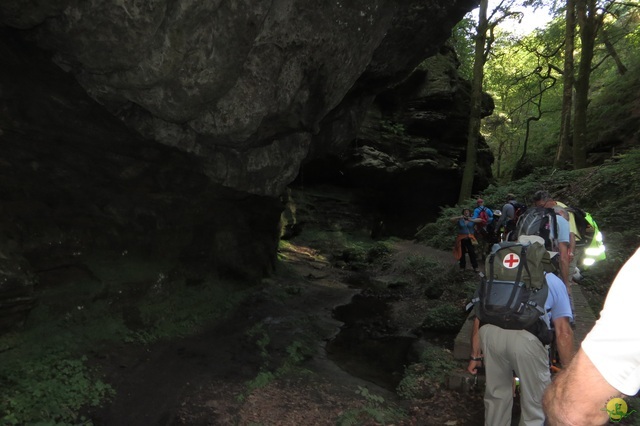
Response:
[355,386,385,406]
[401,255,444,278]
[243,370,277,396]
[421,303,466,333]
[380,120,406,136]
[294,225,398,272]
[580,151,640,232]
[415,206,460,251]
[398,254,471,299]
[239,321,316,401]
[0,350,114,425]
[450,17,476,80]
[396,345,458,399]
[483,24,565,178]
[246,323,272,361]
[0,252,255,425]
[479,3,640,177]
[336,386,405,426]
[339,245,368,263]
[128,279,249,344]
[283,339,313,367]
[366,241,394,263]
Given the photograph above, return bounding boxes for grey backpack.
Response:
[514,207,559,251]
[468,241,554,342]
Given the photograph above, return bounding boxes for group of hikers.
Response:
[451,192,604,281]
[451,194,524,273]
[448,190,635,426]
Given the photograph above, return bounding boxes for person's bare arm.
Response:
[467,317,482,374]
[553,316,574,367]
[558,242,571,291]
[544,348,621,425]
[569,233,576,257]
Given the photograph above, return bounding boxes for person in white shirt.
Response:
[543,247,640,425]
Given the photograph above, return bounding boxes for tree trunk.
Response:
[573,0,597,169]
[458,0,488,204]
[496,139,504,179]
[555,0,576,168]
[602,29,628,75]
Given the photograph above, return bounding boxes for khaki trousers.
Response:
[479,324,550,426]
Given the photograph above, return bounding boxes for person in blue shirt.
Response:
[468,237,574,425]
[451,208,483,272]
[473,198,497,257]
[472,198,494,228]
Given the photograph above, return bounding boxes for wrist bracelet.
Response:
[470,356,483,361]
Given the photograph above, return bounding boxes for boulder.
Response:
[0,1,481,330]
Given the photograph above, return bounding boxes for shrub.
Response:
[421,303,466,333]
[336,386,405,425]
[366,241,394,263]
[397,345,458,399]
[0,350,114,425]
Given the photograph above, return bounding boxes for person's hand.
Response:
[467,359,482,374]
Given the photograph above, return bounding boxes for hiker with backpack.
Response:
[472,198,494,229]
[467,235,575,426]
[513,199,572,292]
[451,208,483,272]
[533,191,581,283]
[472,198,496,257]
[494,193,526,242]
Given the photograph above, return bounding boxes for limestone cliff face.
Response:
[1,0,477,197]
[0,0,480,331]
[297,46,495,236]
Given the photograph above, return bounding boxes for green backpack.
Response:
[468,241,554,341]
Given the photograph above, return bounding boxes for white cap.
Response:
[518,235,545,246]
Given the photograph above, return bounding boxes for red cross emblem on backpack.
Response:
[503,253,520,269]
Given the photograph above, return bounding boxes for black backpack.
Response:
[510,201,528,224]
[467,242,554,344]
[514,207,560,251]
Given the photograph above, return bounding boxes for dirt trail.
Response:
[89,239,485,425]
[391,239,456,265]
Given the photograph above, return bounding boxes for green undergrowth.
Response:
[0,254,253,425]
[292,227,396,266]
[421,302,468,333]
[336,386,406,426]
[238,319,318,402]
[397,345,458,400]
[126,278,247,344]
[399,255,475,300]
[0,346,114,426]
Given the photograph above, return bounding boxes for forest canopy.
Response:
[449,0,640,184]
